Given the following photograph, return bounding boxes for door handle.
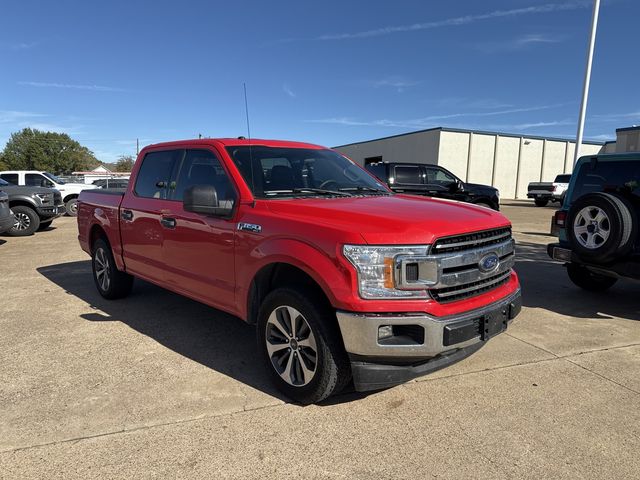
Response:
[160,217,176,229]
[121,210,133,221]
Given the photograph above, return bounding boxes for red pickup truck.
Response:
[78,138,521,403]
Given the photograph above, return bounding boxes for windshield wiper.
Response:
[264,188,353,197]
[339,186,389,194]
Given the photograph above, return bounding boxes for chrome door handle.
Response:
[160,217,176,229]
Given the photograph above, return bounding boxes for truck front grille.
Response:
[429,227,514,303]
[431,270,512,303]
[431,227,511,254]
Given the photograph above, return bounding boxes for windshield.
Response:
[43,172,66,184]
[226,146,389,198]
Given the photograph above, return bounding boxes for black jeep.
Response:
[548,153,639,290]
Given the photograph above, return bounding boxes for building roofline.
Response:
[616,126,640,133]
[333,126,605,149]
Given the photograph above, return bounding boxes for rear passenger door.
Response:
[120,149,183,284]
[161,148,238,312]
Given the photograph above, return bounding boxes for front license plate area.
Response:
[481,309,508,340]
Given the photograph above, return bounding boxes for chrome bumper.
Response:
[336,289,521,358]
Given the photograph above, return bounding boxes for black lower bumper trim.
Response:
[350,342,485,392]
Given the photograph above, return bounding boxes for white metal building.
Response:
[334,127,604,200]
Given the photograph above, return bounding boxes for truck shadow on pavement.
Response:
[37,260,294,403]
[515,241,639,321]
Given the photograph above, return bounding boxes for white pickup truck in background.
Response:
[0,170,97,216]
[527,174,572,207]
[552,174,571,204]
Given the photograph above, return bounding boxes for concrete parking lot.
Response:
[1,202,639,479]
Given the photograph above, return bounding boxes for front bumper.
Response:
[336,289,522,391]
[37,204,65,219]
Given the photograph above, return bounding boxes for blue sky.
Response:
[1,0,637,163]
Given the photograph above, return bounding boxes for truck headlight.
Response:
[343,245,431,299]
[32,193,49,201]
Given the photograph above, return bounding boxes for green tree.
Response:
[0,128,99,174]
[115,155,135,172]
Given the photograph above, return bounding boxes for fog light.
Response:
[378,325,393,340]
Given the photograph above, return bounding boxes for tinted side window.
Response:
[26,174,51,187]
[134,150,182,199]
[172,149,235,203]
[394,166,423,184]
[0,174,19,185]
[571,160,640,202]
[425,167,456,185]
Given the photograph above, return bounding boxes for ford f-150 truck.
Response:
[77,138,522,403]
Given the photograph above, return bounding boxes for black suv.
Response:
[548,153,639,290]
[366,162,500,210]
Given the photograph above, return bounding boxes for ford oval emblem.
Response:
[478,253,500,273]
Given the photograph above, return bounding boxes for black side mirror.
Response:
[183,185,234,217]
[450,180,463,192]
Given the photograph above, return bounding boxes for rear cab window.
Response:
[0,174,18,185]
[134,149,183,199]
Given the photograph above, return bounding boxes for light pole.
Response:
[573,0,601,167]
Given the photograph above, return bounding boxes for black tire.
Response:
[8,206,40,236]
[566,263,617,292]
[92,238,134,299]
[257,287,351,404]
[534,198,549,207]
[37,219,53,231]
[65,197,78,217]
[567,192,636,264]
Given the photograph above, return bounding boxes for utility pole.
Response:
[136,138,139,156]
[573,0,601,167]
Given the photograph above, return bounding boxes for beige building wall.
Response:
[492,136,521,199]
[466,133,495,185]
[437,131,470,179]
[335,128,605,199]
[335,130,440,167]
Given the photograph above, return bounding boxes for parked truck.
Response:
[77,138,522,403]
[0,170,97,216]
[0,177,64,235]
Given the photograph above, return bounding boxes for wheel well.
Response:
[63,193,78,203]
[8,200,37,211]
[247,263,331,324]
[89,224,109,252]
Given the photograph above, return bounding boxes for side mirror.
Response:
[450,180,463,192]
[183,185,233,217]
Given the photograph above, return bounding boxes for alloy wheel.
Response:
[94,247,111,292]
[573,206,610,249]
[13,212,31,230]
[265,305,318,387]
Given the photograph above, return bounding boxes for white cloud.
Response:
[283,84,296,98]
[476,33,565,53]
[592,111,640,122]
[371,77,420,93]
[18,81,126,92]
[0,110,48,123]
[316,2,589,40]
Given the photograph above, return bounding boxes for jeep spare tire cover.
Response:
[567,192,636,264]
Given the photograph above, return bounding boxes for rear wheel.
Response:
[65,198,78,216]
[8,206,40,236]
[92,238,134,299]
[534,198,549,207]
[566,263,617,292]
[257,288,351,404]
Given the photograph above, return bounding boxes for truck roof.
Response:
[144,138,326,150]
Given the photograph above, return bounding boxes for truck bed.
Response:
[77,189,125,261]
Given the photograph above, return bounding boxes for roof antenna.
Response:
[243,82,256,202]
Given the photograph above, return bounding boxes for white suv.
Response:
[0,170,97,216]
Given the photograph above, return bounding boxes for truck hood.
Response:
[265,194,511,244]
[0,184,57,195]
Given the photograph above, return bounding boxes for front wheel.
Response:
[92,238,134,299]
[566,263,617,292]
[534,198,549,207]
[257,288,351,404]
[8,206,40,236]
[65,198,78,216]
